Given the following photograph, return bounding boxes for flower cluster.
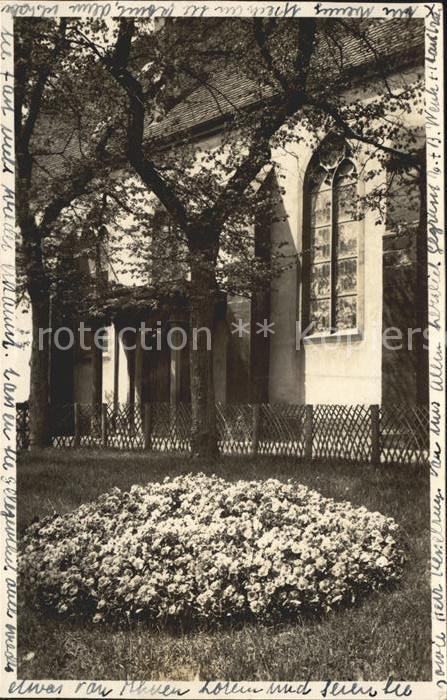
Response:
[19,474,404,623]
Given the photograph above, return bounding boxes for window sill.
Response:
[301,328,363,345]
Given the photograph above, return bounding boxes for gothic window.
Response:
[304,136,360,335]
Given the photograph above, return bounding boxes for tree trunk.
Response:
[29,293,51,449]
[189,256,218,459]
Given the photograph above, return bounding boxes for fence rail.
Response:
[16,402,429,466]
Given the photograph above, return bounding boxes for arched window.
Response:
[303,136,360,335]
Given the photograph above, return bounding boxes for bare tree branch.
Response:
[307,96,424,169]
[205,19,317,233]
[21,19,68,149]
[103,19,190,230]
[253,19,289,91]
[39,121,115,234]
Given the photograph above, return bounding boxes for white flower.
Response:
[19,473,403,624]
[376,555,390,568]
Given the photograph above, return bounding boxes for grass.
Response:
[17,450,431,681]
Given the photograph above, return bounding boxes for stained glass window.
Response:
[305,137,360,335]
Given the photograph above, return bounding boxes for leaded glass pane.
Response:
[319,137,345,169]
[335,296,357,330]
[310,189,331,227]
[310,262,331,298]
[337,221,357,257]
[311,226,331,262]
[310,166,331,192]
[335,159,356,184]
[309,298,330,333]
[336,258,357,295]
[335,183,357,221]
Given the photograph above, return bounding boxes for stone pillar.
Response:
[127,348,136,408]
[113,325,119,412]
[102,324,115,405]
[213,319,228,403]
[226,295,251,403]
[169,327,183,406]
[117,327,130,405]
[135,332,143,406]
[91,324,103,415]
[125,335,136,433]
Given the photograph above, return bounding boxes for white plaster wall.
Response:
[268,136,385,405]
[106,132,225,289]
[102,324,115,404]
[117,333,130,404]
[268,142,303,403]
[267,64,424,405]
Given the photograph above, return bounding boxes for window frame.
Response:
[301,139,364,343]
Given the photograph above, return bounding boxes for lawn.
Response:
[17,450,431,681]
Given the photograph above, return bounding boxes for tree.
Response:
[15,18,223,449]
[14,18,123,448]
[75,17,424,456]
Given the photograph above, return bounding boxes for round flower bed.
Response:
[19,474,403,623]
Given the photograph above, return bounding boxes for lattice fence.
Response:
[16,402,430,465]
[313,404,372,463]
[217,403,253,454]
[380,404,430,464]
[106,404,144,450]
[151,403,191,452]
[258,404,307,457]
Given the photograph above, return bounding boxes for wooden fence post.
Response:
[304,404,313,461]
[101,403,108,448]
[252,404,260,455]
[74,402,80,448]
[143,402,152,450]
[370,404,380,465]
